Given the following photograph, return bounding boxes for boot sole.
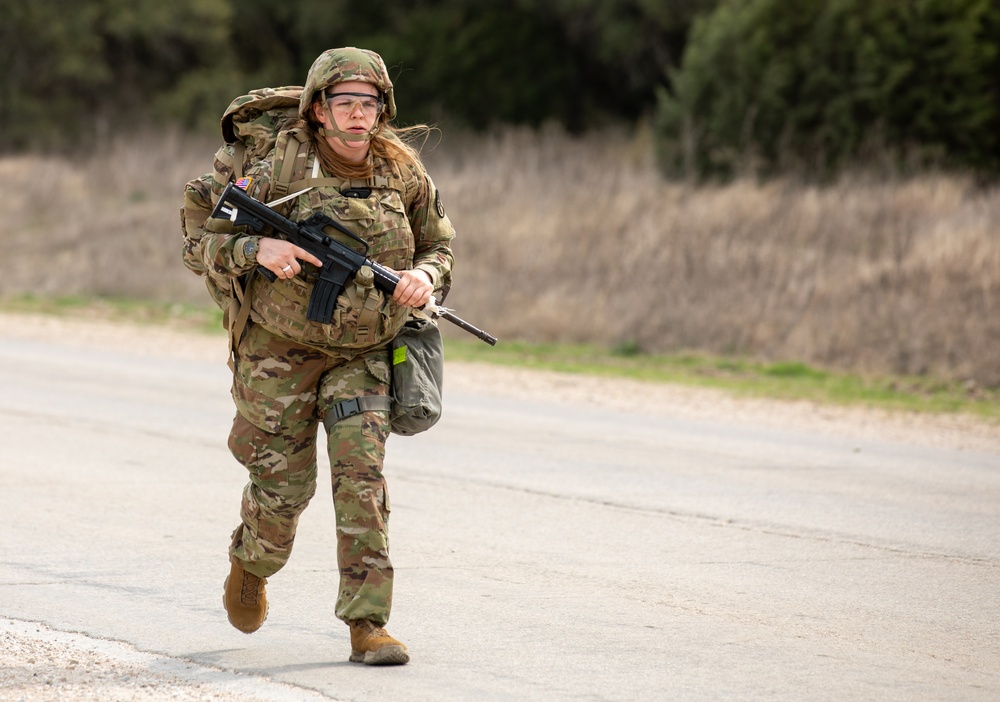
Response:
[349,645,410,665]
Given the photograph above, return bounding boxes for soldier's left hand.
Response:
[392,269,434,308]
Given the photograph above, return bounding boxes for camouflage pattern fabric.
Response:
[189,136,454,353]
[180,153,238,312]
[299,47,396,120]
[221,86,302,157]
[182,135,455,344]
[228,321,395,625]
[179,54,455,630]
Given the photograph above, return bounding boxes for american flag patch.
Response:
[234,177,253,190]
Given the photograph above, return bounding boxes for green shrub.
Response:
[655,0,1000,179]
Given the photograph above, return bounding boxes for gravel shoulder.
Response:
[0,618,331,702]
[1,310,997,701]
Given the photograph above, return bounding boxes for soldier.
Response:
[182,47,455,665]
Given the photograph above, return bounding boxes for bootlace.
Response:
[355,620,388,639]
[240,572,261,605]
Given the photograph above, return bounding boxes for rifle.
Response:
[211,182,497,346]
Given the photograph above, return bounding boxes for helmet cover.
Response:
[298,47,396,121]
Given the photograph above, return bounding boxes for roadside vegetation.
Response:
[2,128,997,389]
[2,293,996,422]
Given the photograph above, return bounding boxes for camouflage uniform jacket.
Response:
[182,130,455,355]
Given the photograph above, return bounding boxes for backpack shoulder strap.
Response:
[269,129,310,203]
[277,173,409,201]
[232,142,246,181]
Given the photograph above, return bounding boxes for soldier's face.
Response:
[314,80,381,162]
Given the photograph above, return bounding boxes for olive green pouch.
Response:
[390,313,444,436]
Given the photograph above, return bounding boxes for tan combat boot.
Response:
[349,619,410,665]
[223,559,268,634]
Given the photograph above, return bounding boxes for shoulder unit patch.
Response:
[435,188,445,218]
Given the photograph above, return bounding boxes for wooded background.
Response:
[2,0,999,387]
[3,0,998,179]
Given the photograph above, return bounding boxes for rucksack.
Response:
[217,85,312,206]
[221,86,302,170]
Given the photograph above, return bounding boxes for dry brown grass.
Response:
[2,126,998,386]
[0,129,216,303]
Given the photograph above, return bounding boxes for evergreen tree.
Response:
[655,0,1000,178]
[1,0,234,151]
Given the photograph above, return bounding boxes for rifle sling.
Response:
[227,269,257,370]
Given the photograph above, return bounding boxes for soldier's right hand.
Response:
[258,239,323,279]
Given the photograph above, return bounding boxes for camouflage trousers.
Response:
[227,322,394,626]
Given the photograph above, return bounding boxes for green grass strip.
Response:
[2,294,996,420]
[443,338,1000,420]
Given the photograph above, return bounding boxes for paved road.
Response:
[1,331,998,701]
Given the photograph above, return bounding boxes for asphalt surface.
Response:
[0,325,998,701]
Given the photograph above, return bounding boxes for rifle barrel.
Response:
[438,310,498,346]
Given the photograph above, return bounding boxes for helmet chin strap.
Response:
[318,124,379,143]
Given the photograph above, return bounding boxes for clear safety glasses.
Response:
[326,92,384,116]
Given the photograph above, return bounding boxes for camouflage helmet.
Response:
[299,47,396,121]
